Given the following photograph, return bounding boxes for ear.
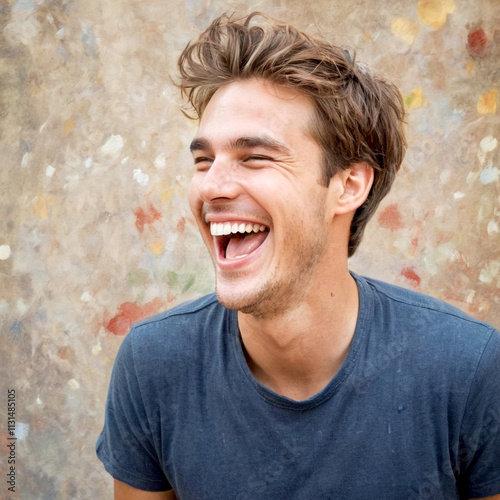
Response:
[331,162,374,215]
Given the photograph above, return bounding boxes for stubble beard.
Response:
[214,215,330,319]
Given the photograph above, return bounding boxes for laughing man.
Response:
[97,12,500,500]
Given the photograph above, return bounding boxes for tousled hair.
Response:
[177,12,407,256]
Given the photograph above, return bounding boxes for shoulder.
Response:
[358,273,495,332]
[120,293,228,364]
[354,273,499,366]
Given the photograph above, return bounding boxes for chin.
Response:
[214,277,297,319]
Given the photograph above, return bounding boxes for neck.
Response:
[237,268,359,401]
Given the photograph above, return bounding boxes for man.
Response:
[96,12,500,500]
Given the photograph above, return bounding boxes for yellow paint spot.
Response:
[33,194,54,219]
[92,342,102,356]
[151,240,165,255]
[405,88,428,109]
[391,18,420,45]
[68,378,80,390]
[417,0,455,29]
[466,60,475,73]
[63,117,75,135]
[477,88,497,114]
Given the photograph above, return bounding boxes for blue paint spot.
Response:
[81,27,98,57]
[13,0,35,11]
[9,320,23,340]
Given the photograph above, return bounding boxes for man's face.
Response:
[188,78,339,317]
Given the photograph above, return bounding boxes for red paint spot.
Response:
[106,298,163,335]
[467,28,489,59]
[401,267,421,287]
[57,346,73,360]
[134,204,162,233]
[378,204,404,231]
[176,217,186,234]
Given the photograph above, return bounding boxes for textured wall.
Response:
[1,0,498,498]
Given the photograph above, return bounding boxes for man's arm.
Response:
[114,479,177,500]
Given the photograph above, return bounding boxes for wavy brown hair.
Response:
[177,12,407,256]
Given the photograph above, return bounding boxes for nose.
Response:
[196,159,241,203]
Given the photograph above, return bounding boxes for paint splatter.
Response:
[45,165,55,177]
[477,88,497,114]
[15,423,29,442]
[479,165,499,185]
[68,379,80,390]
[154,153,167,169]
[479,261,500,284]
[33,194,54,219]
[401,267,421,287]
[101,134,124,156]
[480,136,498,154]
[133,168,149,186]
[151,240,165,255]
[134,204,162,233]
[378,204,404,231]
[57,346,74,360]
[0,244,11,260]
[405,88,427,110]
[417,0,455,29]
[467,28,489,59]
[106,298,163,335]
[391,18,420,45]
[8,321,23,340]
[63,117,74,135]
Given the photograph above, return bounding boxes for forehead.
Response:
[195,78,316,146]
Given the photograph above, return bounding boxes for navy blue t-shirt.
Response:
[96,274,500,499]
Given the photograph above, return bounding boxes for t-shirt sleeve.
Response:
[459,328,500,498]
[96,330,171,491]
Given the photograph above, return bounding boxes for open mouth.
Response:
[210,222,269,260]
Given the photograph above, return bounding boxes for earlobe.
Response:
[334,162,374,215]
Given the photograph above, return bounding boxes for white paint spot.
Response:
[36,396,43,405]
[68,378,80,390]
[466,290,476,304]
[21,152,30,167]
[121,156,129,164]
[16,299,28,315]
[101,134,124,156]
[480,135,498,153]
[487,220,499,235]
[133,169,149,186]
[466,171,477,184]
[92,342,102,356]
[154,153,167,170]
[15,423,29,442]
[80,291,92,302]
[175,175,182,182]
[84,156,93,168]
[0,244,11,260]
[453,192,465,199]
[56,27,65,39]
[479,164,499,185]
[45,165,55,177]
[440,169,450,184]
[479,261,500,284]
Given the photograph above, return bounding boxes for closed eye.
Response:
[243,155,272,163]
[193,157,213,170]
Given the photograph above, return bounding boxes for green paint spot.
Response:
[126,269,150,287]
[182,274,196,292]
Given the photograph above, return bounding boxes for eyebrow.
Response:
[189,135,292,156]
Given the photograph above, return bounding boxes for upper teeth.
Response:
[210,222,267,236]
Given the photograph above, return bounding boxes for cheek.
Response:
[188,179,202,216]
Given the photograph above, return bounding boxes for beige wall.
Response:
[1,0,498,497]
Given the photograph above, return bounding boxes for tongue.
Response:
[225,232,268,260]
